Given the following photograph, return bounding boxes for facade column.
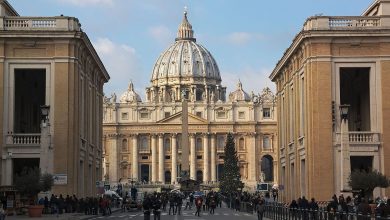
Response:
[203,133,209,183]
[151,134,157,183]
[171,134,177,184]
[210,133,217,182]
[190,134,196,180]
[158,134,165,183]
[132,134,138,181]
[248,132,257,182]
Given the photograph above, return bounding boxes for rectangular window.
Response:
[165,156,171,160]
[238,111,245,119]
[122,156,128,161]
[263,136,271,150]
[165,112,171,118]
[141,156,148,160]
[197,155,202,160]
[263,108,271,119]
[217,111,226,119]
[196,111,202,118]
[140,112,149,119]
[121,112,129,120]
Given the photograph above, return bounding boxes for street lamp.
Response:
[40,105,50,123]
[339,104,350,121]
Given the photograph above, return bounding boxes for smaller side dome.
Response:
[228,80,251,102]
[120,81,142,103]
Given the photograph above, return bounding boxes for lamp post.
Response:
[39,105,52,174]
[339,104,351,192]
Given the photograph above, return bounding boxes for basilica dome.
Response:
[150,11,221,87]
[120,81,142,103]
[229,80,251,102]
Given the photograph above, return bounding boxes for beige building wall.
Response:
[271,0,390,202]
[0,1,109,198]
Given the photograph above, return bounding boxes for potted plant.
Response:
[349,169,390,213]
[14,167,53,217]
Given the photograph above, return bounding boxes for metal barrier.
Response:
[264,203,390,220]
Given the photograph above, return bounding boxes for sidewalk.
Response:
[5,208,121,220]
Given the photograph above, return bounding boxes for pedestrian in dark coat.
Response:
[256,199,265,220]
[195,197,203,217]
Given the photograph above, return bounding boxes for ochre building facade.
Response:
[0,0,109,197]
[103,11,278,190]
[270,0,390,202]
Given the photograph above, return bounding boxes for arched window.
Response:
[196,170,203,182]
[122,139,128,152]
[164,138,171,152]
[260,155,274,182]
[239,137,245,151]
[196,137,202,151]
[165,171,171,184]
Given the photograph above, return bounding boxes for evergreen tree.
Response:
[219,133,244,195]
[349,169,389,199]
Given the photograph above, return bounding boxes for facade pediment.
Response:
[157,111,208,124]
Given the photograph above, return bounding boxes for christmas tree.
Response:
[219,133,244,195]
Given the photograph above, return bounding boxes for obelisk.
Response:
[180,90,190,181]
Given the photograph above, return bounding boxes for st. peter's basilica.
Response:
[102,10,277,190]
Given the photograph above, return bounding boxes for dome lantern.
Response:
[176,7,195,42]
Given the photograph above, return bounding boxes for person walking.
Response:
[142,196,152,220]
[176,194,183,215]
[256,199,265,220]
[195,196,203,217]
[152,195,162,220]
[184,195,191,210]
[209,196,216,214]
[168,194,176,215]
[0,206,6,220]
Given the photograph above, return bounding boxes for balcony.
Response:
[6,133,41,146]
[0,16,81,32]
[303,16,387,31]
[335,132,380,146]
[139,148,150,154]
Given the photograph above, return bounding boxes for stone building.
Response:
[270,0,390,202]
[102,11,277,190]
[0,0,110,197]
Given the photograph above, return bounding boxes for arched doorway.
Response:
[165,171,171,184]
[196,170,203,182]
[260,155,274,182]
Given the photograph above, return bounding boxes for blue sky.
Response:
[9,0,370,98]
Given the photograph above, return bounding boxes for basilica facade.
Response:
[102,11,277,190]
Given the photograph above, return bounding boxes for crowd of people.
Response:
[37,194,116,217]
[139,190,222,219]
[277,194,390,219]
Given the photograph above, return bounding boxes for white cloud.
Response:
[93,38,143,97]
[226,32,263,46]
[148,25,174,45]
[222,67,275,95]
[57,0,114,7]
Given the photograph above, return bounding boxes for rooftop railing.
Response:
[0,16,81,31]
[303,16,390,31]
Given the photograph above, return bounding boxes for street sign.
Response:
[53,174,67,185]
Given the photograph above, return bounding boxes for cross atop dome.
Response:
[176,7,196,42]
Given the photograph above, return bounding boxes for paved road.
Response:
[88,206,258,220]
